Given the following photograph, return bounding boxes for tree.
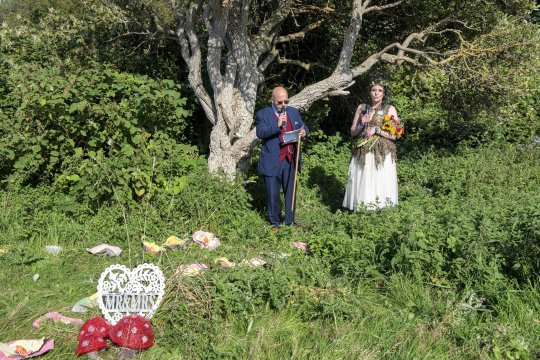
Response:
[101,0,536,178]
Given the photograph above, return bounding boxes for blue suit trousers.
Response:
[264,159,296,227]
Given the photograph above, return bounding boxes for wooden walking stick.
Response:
[291,135,302,211]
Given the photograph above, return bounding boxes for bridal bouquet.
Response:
[381,114,404,138]
[357,114,404,150]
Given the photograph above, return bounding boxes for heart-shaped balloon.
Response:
[97,263,165,325]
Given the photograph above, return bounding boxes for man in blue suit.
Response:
[256,86,308,232]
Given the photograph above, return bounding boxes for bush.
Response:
[0,63,204,207]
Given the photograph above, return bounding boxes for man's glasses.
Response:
[276,100,289,105]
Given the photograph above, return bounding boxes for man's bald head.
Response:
[272,86,289,112]
[272,86,288,100]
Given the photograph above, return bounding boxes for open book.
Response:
[282,128,302,145]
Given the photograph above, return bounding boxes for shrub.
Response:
[0,63,204,207]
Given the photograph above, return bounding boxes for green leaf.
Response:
[132,135,142,144]
[68,101,86,114]
[6,150,15,160]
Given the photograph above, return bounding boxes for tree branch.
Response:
[206,0,230,91]
[275,20,325,43]
[276,56,314,71]
[251,1,292,59]
[168,0,216,124]
[364,0,402,14]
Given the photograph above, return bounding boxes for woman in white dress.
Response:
[343,80,401,210]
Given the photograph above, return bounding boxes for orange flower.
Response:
[380,114,404,139]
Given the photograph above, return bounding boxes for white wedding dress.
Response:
[342,152,398,210]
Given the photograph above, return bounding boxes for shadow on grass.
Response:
[244,162,346,217]
[307,165,345,212]
[245,174,268,217]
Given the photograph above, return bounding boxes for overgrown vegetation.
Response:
[1,140,539,359]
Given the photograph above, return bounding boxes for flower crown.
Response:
[370,80,389,87]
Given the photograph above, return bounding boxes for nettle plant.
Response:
[0,63,204,206]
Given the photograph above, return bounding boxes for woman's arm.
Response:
[366,106,399,140]
[350,104,366,137]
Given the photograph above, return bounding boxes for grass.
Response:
[1,141,539,359]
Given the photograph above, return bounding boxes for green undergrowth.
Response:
[0,141,539,359]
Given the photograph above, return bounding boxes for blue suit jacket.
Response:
[256,106,309,176]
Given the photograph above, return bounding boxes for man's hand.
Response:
[299,128,306,138]
[279,113,287,127]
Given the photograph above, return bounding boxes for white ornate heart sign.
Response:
[97,263,165,325]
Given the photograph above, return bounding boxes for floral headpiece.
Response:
[370,80,390,87]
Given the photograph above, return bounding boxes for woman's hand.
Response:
[361,114,369,124]
[365,126,376,139]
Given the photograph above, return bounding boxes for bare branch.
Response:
[276,56,313,71]
[167,0,216,124]
[333,0,365,73]
[380,53,420,65]
[293,5,336,15]
[231,127,260,157]
[206,0,230,90]
[251,1,292,59]
[321,84,354,99]
[364,0,402,14]
[275,20,325,43]
[258,48,279,73]
[292,75,356,111]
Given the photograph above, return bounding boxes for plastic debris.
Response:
[86,244,122,256]
[33,274,39,282]
[71,293,99,313]
[458,291,487,313]
[241,258,268,268]
[0,338,54,359]
[214,257,236,268]
[44,246,63,255]
[142,241,165,254]
[293,242,311,255]
[175,263,208,277]
[192,231,221,250]
[32,312,83,329]
[163,236,188,249]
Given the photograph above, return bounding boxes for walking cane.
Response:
[291,135,302,211]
